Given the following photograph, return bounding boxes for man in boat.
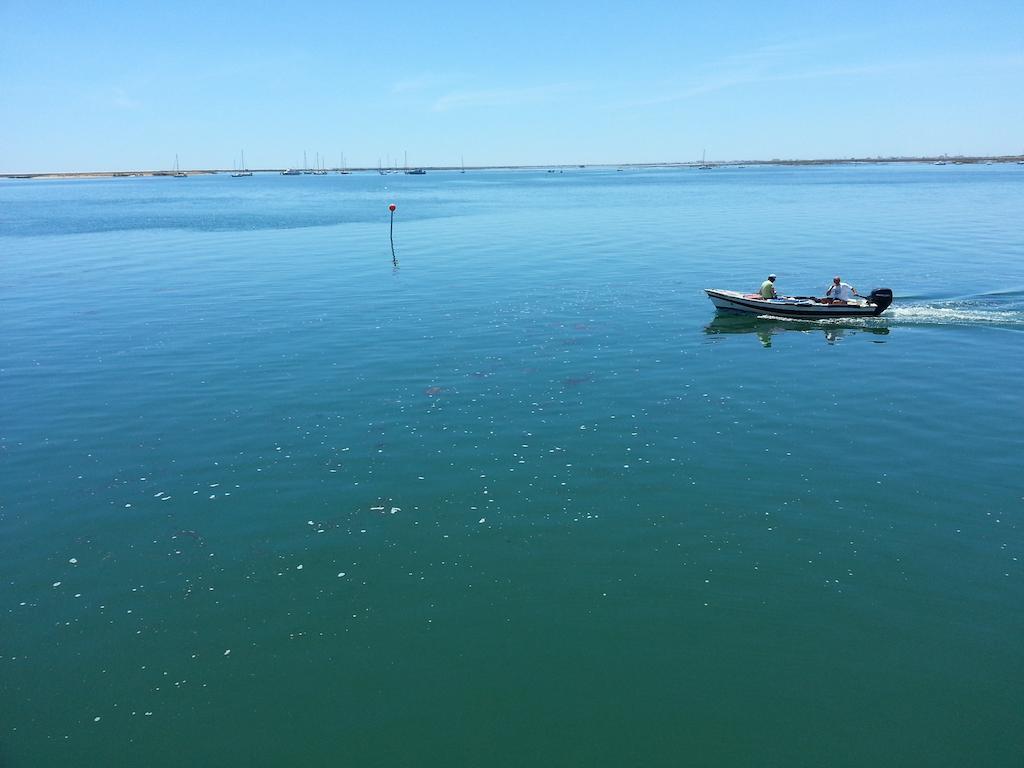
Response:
[823,276,858,304]
[759,274,778,299]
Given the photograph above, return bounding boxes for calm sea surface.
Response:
[2,165,1023,766]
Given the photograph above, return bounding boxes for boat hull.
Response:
[705,289,890,318]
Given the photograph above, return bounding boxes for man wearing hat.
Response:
[759,273,777,299]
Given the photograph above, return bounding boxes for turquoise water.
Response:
[2,165,1023,766]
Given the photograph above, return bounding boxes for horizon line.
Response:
[5,154,1024,178]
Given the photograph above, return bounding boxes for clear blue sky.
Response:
[2,0,1022,172]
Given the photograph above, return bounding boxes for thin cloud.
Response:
[612,44,1024,110]
[392,73,453,94]
[433,82,584,112]
[613,38,875,108]
[649,63,895,105]
[111,88,142,109]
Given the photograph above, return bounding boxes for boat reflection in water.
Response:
[704,315,890,347]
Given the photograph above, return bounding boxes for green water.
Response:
[2,166,1022,765]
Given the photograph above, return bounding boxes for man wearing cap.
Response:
[824,276,857,304]
[759,274,777,299]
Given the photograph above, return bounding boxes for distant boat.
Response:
[281,168,301,175]
[403,150,426,174]
[460,155,465,174]
[173,154,187,177]
[231,150,252,177]
[698,149,713,170]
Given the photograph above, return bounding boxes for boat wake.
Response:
[756,296,1024,332]
[885,304,1024,327]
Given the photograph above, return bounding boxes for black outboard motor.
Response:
[868,288,893,315]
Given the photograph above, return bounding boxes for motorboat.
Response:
[704,288,893,318]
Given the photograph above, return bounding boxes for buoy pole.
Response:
[388,203,397,263]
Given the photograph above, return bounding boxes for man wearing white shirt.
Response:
[824,276,857,303]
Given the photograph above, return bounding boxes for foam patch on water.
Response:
[767,315,875,326]
[887,304,1024,326]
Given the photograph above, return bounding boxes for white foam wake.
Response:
[886,304,1024,326]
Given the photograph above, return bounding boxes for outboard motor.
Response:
[868,288,893,315]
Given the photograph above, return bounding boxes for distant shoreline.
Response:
[4,155,1024,179]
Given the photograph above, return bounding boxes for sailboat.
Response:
[231,150,252,177]
[403,151,426,174]
[698,149,713,170]
[338,152,350,175]
[460,155,465,174]
[173,154,187,177]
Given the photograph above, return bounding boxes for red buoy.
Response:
[388,203,396,212]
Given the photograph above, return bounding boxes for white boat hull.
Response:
[705,289,891,318]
